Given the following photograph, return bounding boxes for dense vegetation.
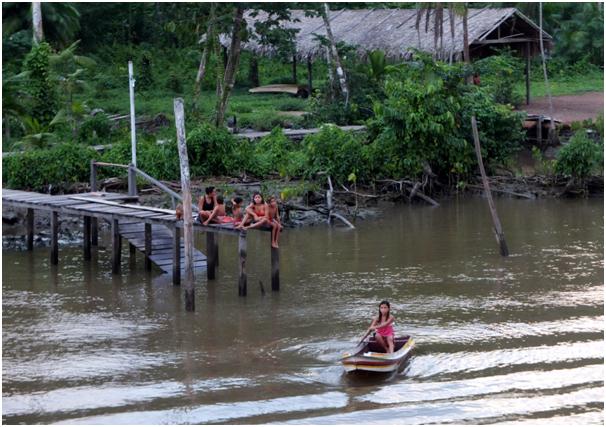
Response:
[2,2,603,193]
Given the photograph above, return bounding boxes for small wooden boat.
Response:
[341,336,415,373]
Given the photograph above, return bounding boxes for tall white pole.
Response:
[128,61,137,167]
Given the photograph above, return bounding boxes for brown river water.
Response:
[2,197,604,424]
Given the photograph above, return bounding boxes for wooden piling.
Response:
[471,116,509,256]
[174,97,195,310]
[111,218,121,273]
[90,160,98,246]
[83,216,91,260]
[128,164,137,197]
[144,223,152,271]
[207,232,216,280]
[215,237,219,267]
[238,230,247,296]
[271,245,280,291]
[172,226,181,285]
[26,208,34,251]
[50,211,58,265]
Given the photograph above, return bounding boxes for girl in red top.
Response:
[366,300,395,353]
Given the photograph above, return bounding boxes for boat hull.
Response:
[341,336,414,373]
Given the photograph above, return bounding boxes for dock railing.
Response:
[90,160,198,212]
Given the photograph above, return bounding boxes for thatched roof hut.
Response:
[230,7,552,61]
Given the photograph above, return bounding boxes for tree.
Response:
[539,2,556,144]
[31,2,43,44]
[3,2,80,48]
[322,3,349,107]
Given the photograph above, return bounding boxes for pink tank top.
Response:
[376,323,394,337]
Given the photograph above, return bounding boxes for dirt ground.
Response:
[519,91,604,124]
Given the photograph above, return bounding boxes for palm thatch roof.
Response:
[224,7,552,60]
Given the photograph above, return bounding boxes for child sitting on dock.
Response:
[231,197,244,225]
[266,195,283,248]
[366,300,395,353]
[236,192,270,229]
[197,186,216,223]
[202,195,229,225]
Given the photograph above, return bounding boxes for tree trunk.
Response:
[539,2,557,144]
[193,3,216,110]
[32,2,44,44]
[215,6,244,127]
[324,46,336,101]
[448,5,455,64]
[322,3,349,108]
[462,3,470,64]
[174,97,195,311]
[471,116,509,257]
[249,54,260,87]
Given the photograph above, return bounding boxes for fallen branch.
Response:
[330,212,355,229]
[338,184,379,198]
[466,184,535,199]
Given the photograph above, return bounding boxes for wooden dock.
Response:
[2,188,278,295]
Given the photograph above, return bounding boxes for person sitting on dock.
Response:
[197,186,216,223]
[266,195,283,248]
[237,192,270,230]
[231,196,244,225]
[203,195,229,225]
[366,300,395,353]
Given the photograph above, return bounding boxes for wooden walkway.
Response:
[2,189,278,295]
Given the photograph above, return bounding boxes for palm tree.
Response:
[3,2,80,48]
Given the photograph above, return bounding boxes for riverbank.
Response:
[2,171,602,250]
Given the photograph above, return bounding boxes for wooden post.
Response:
[307,56,313,94]
[249,54,260,87]
[83,216,91,261]
[172,226,181,285]
[174,97,194,309]
[525,42,531,105]
[50,211,58,265]
[471,116,509,257]
[111,218,121,273]
[292,54,297,83]
[129,242,136,263]
[26,208,34,251]
[90,160,98,246]
[215,237,219,267]
[144,223,152,271]
[207,232,216,280]
[271,244,280,292]
[238,230,247,296]
[128,164,137,197]
[537,115,543,145]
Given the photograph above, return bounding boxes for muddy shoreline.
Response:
[2,174,602,250]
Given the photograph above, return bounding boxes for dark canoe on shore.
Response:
[341,336,415,373]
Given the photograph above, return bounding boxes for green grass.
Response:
[80,86,311,131]
[515,71,604,98]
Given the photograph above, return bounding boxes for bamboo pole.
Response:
[471,116,509,257]
[174,97,195,310]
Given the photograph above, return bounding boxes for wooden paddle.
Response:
[357,329,374,346]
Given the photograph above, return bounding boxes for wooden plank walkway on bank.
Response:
[2,188,278,295]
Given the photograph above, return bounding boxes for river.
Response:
[2,197,603,424]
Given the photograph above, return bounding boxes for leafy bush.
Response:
[187,123,238,177]
[248,127,304,178]
[22,42,57,125]
[302,124,371,184]
[3,143,96,191]
[78,114,113,144]
[474,49,523,105]
[369,53,524,180]
[555,131,603,179]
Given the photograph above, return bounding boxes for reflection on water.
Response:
[2,197,604,424]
